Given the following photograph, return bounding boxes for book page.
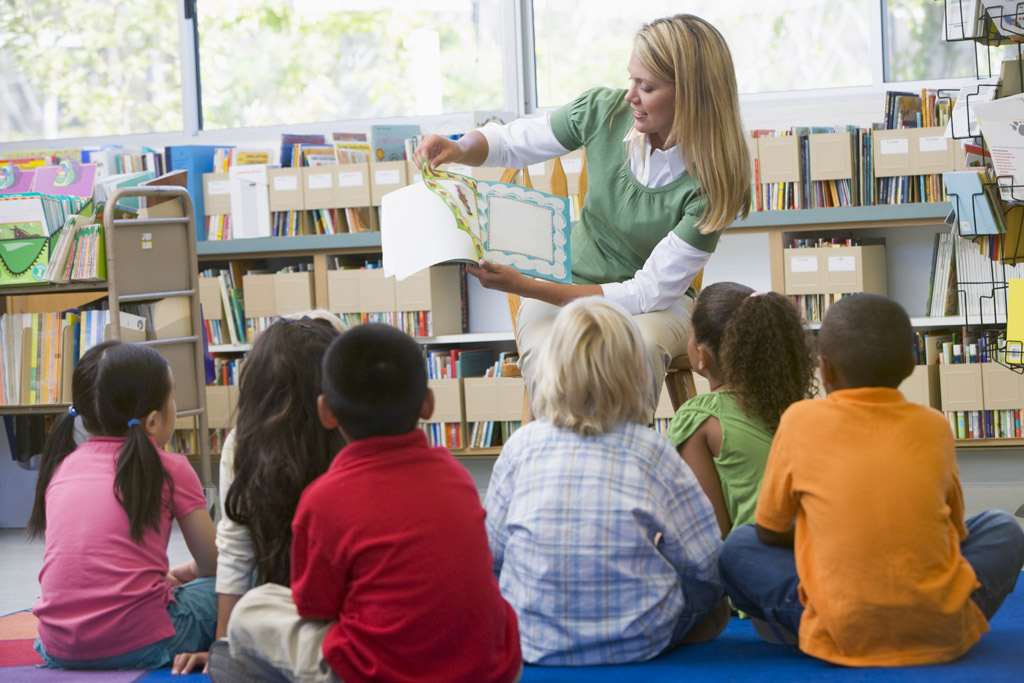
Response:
[380,183,479,281]
[477,181,571,283]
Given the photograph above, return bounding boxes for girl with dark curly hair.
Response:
[665,282,816,537]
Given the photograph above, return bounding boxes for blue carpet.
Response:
[518,583,1024,682]
[7,579,1021,682]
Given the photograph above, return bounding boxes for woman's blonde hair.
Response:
[632,14,751,232]
[532,297,651,436]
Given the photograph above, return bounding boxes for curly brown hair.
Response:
[692,283,816,432]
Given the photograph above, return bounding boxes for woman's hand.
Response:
[172,650,209,675]
[466,261,529,295]
[413,134,462,169]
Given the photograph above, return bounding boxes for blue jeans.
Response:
[35,576,217,670]
[718,510,1024,642]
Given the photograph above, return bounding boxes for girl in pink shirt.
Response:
[28,341,218,670]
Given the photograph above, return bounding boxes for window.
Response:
[0,1,182,142]
[196,0,505,130]
[531,0,874,109]
[884,0,1018,82]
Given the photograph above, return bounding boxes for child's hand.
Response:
[171,650,208,675]
[168,561,199,586]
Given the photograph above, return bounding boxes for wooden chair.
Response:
[501,154,701,424]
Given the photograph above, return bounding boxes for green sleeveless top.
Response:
[664,391,772,529]
[549,87,722,285]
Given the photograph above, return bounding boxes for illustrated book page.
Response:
[381,165,570,283]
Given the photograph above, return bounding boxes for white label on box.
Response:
[208,180,230,195]
[880,138,909,155]
[790,256,818,273]
[828,255,856,272]
[273,175,298,192]
[562,158,583,173]
[141,232,153,250]
[919,135,948,154]
[337,171,364,187]
[375,169,400,185]
[307,173,332,190]
[449,165,472,175]
[528,162,546,176]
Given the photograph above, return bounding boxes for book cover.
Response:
[370,124,421,162]
[165,145,224,238]
[0,164,36,195]
[943,170,1004,235]
[31,161,98,199]
[380,165,571,284]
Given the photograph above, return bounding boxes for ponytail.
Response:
[26,408,78,538]
[719,292,816,432]
[115,418,173,543]
[94,343,174,543]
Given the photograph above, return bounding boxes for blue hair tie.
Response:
[68,406,78,417]
[127,418,140,429]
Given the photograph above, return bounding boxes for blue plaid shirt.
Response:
[484,419,722,665]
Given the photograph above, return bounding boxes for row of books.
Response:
[0,307,146,406]
[426,347,497,380]
[466,355,522,450]
[790,293,852,323]
[935,329,1020,439]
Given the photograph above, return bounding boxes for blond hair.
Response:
[283,309,348,333]
[632,14,751,232]
[532,298,651,436]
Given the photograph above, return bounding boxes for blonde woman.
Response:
[484,297,726,665]
[414,14,751,412]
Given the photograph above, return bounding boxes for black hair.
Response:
[224,317,346,586]
[693,282,817,432]
[818,293,915,389]
[27,340,121,538]
[97,343,175,542]
[321,323,426,441]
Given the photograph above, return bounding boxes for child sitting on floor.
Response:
[30,342,217,670]
[718,293,1024,666]
[212,323,521,683]
[485,297,726,666]
[666,283,815,536]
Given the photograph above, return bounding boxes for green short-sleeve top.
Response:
[549,87,722,286]
[664,391,772,529]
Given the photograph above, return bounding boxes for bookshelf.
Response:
[0,186,212,486]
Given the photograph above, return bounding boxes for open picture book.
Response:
[381,164,571,282]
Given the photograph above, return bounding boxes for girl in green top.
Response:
[667,282,816,537]
[413,14,751,414]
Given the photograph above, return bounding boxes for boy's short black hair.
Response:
[818,293,914,389]
[321,323,427,440]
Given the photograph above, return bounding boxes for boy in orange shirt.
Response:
[718,293,1024,667]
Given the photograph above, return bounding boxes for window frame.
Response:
[0,0,987,151]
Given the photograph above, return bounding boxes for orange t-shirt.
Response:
[756,388,988,667]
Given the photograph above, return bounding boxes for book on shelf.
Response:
[381,164,571,283]
[945,0,982,40]
[165,145,223,239]
[31,161,97,199]
[972,94,1024,202]
[228,163,272,239]
[1007,278,1024,362]
[370,124,421,162]
[0,164,36,195]
[943,169,1006,235]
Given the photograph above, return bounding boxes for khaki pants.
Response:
[227,583,341,683]
[515,295,695,417]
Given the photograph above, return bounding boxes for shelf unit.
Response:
[196,233,518,457]
[0,187,212,485]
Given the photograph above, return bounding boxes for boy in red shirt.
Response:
[212,324,521,683]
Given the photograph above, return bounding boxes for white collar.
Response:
[622,127,687,185]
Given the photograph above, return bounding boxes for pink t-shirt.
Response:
[34,437,207,660]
